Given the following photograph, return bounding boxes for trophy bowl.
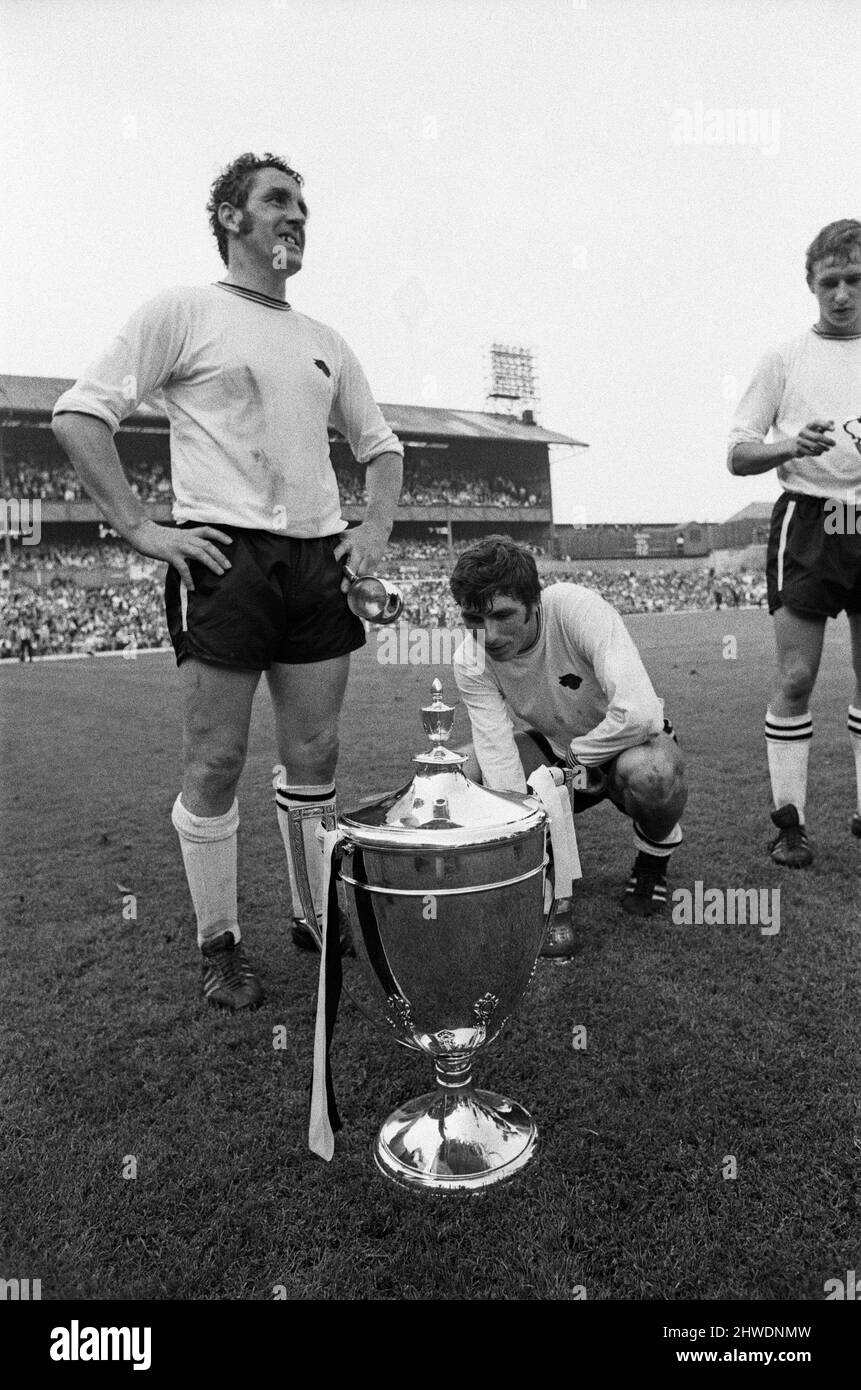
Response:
[335,679,552,1191]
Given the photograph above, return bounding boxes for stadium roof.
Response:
[0,375,164,428]
[375,403,582,446]
[0,376,72,414]
[0,375,583,446]
[723,502,774,523]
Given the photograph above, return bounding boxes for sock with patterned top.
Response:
[632,820,683,866]
[765,709,812,823]
[849,706,861,814]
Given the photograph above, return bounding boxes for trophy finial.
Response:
[421,678,455,748]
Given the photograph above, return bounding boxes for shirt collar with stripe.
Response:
[215,280,292,311]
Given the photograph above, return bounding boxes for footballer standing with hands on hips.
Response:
[52,152,403,1010]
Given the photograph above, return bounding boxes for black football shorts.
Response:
[766,491,861,618]
[164,524,366,669]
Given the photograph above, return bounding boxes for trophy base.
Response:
[374,1085,537,1191]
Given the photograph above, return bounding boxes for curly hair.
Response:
[449,535,541,613]
[206,152,304,267]
[805,219,861,282]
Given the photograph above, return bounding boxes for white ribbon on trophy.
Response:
[526,765,582,896]
[308,827,345,1162]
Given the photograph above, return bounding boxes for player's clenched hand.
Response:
[128,519,233,591]
[564,747,609,794]
[794,419,836,457]
[333,522,389,592]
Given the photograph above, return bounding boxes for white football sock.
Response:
[849,706,861,814]
[171,795,240,948]
[765,710,812,823]
[633,821,683,860]
[274,782,337,924]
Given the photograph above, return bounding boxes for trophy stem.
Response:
[374,1057,538,1191]
[433,1054,473,1090]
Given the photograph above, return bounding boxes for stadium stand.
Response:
[0,545,767,659]
[0,374,769,656]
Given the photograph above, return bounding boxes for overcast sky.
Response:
[1,0,859,524]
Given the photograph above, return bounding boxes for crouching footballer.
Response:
[449,537,687,956]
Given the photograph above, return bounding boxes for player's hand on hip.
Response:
[128,519,233,590]
[794,419,836,457]
[333,522,388,592]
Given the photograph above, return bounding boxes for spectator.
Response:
[17,619,34,661]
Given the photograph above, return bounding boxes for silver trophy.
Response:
[297,679,578,1190]
[342,563,403,625]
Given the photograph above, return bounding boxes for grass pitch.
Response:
[1,608,859,1300]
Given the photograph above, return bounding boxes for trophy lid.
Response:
[339,679,546,849]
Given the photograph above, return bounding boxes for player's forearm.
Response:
[362,452,403,535]
[730,440,797,475]
[571,697,664,766]
[52,413,150,542]
[473,728,527,793]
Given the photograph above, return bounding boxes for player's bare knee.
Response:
[777,657,816,705]
[282,724,339,781]
[621,743,686,820]
[186,737,247,799]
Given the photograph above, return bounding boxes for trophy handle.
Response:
[286,804,331,950]
[290,825,407,1036]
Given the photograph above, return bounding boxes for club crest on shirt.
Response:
[314,358,331,378]
[558,673,583,690]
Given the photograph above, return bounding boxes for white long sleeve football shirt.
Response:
[453,582,666,793]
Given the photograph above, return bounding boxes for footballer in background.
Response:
[729,218,861,867]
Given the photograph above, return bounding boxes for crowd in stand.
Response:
[7,452,548,509]
[386,538,546,561]
[0,542,767,659]
[6,457,83,501]
[6,455,172,503]
[319,466,548,508]
[11,540,148,572]
[0,580,168,660]
[555,567,768,614]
